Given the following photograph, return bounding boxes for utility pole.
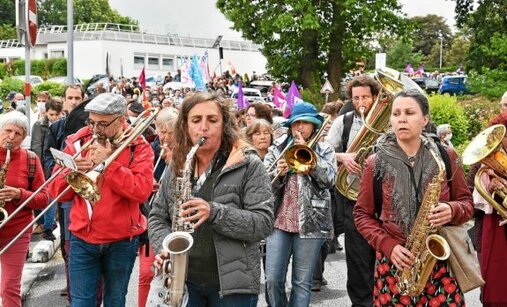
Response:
[67,0,74,84]
[439,33,443,69]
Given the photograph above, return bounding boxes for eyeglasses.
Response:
[85,116,121,131]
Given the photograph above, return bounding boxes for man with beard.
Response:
[49,93,154,306]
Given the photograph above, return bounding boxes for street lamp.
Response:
[213,35,223,76]
[439,32,443,69]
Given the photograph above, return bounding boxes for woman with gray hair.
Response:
[139,107,179,307]
[0,111,49,306]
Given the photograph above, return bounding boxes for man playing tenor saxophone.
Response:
[148,93,274,306]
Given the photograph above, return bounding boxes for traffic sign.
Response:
[26,0,37,47]
[320,79,335,94]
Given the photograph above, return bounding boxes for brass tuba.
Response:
[462,124,507,226]
[335,68,410,200]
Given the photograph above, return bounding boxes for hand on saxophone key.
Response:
[390,244,415,271]
[181,198,211,229]
[427,203,452,227]
[0,186,21,201]
[153,250,170,271]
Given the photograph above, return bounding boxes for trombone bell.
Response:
[66,169,102,202]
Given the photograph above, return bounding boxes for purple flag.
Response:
[237,81,250,110]
[416,65,425,74]
[405,64,414,74]
[284,81,302,118]
[273,86,285,108]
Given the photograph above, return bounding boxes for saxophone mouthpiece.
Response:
[197,137,205,146]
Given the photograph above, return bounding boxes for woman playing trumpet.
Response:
[263,101,336,307]
[0,111,49,307]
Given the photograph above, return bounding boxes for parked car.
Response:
[13,75,43,85]
[439,75,469,95]
[47,76,83,86]
[249,80,276,97]
[411,77,439,93]
[231,87,265,103]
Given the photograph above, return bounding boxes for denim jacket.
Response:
[264,138,336,239]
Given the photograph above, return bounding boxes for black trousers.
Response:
[340,193,375,307]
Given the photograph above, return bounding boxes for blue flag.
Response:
[190,55,207,92]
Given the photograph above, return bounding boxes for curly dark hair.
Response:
[172,92,239,176]
[346,75,381,100]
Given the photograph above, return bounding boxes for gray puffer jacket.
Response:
[148,140,274,296]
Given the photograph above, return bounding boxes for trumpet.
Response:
[270,115,332,183]
[66,108,159,202]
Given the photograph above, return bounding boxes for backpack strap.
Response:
[26,149,37,190]
[373,144,453,219]
[341,111,355,152]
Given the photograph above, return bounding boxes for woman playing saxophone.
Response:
[148,93,274,306]
[354,89,473,305]
[0,111,49,307]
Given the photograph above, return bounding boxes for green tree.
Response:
[37,0,138,27]
[0,24,16,40]
[454,0,507,71]
[0,0,15,26]
[386,39,423,70]
[216,0,407,96]
[410,15,452,57]
[444,34,470,69]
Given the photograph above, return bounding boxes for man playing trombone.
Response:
[49,93,154,307]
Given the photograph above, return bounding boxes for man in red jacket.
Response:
[49,93,154,306]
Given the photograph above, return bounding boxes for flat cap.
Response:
[85,93,126,115]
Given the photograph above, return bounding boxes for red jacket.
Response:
[48,126,154,244]
[0,147,48,239]
[354,147,474,261]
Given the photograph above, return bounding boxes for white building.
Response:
[0,23,268,80]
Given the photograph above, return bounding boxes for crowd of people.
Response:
[0,71,506,307]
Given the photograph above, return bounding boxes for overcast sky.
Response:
[108,0,457,39]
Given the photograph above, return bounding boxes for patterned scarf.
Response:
[374,133,440,234]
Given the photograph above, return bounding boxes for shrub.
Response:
[459,95,499,139]
[12,59,25,75]
[52,58,67,76]
[428,93,469,147]
[31,59,51,79]
[0,63,6,79]
[468,68,507,99]
[33,81,66,99]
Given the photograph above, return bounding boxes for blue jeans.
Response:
[265,229,324,307]
[43,198,56,231]
[186,280,258,307]
[69,234,139,307]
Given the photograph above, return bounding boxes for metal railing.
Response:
[0,23,263,51]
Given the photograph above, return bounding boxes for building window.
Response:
[134,55,145,69]
[162,58,174,70]
[50,50,64,58]
[148,57,159,69]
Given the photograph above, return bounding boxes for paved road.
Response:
[22,236,482,306]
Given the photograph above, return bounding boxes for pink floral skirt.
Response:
[374,251,466,307]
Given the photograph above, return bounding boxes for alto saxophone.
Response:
[396,138,451,297]
[0,143,12,222]
[161,137,205,307]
